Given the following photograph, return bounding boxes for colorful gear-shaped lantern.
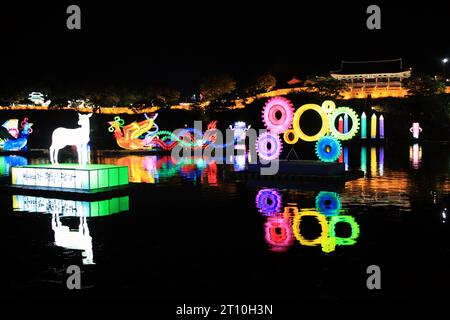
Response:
[315,136,342,162]
[329,107,360,140]
[256,132,283,161]
[322,100,336,114]
[262,97,294,133]
[283,129,299,144]
[292,103,329,142]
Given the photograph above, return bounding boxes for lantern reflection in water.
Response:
[13,194,129,265]
[409,144,422,169]
[361,146,367,174]
[370,147,377,177]
[379,146,384,176]
[102,155,219,185]
[0,155,27,176]
[258,189,360,253]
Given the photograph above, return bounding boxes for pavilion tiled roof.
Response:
[331,59,411,75]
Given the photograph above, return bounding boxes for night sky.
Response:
[0,2,449,95]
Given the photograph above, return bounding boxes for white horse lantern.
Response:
[50,113,92,165]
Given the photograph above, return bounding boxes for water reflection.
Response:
[257,189,360,253]
[52,214,94,265]
[361,146,367,174]
[409,143,422,170]
[13,195,129,217]
[359,145,385,177]
[344,146,349,171]
[231,154,247,172]
[0,155,27,176]
[101,155,219,185]
[370,147,377,177]
[13,195,129,265]
[379,146,384,176]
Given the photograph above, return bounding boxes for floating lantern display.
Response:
[108,114,160,150]
[0,118,33,151]
[255,132,283,161]
[9,113,131,194]
[338,116,344,133]
[229,121,251,142]
[283,129,298,145]
[329,107,360,140]
[343,114,349,133]
[262,97,294,133]
[361,112,367,139]
[315,136,342,162]
[379,115,384,139]
[370,114,377,139]
[321,100,336,114]
[108,115,237,151]
[410,122,422,139]
[257,97,360,163]
[50,113,92,165]
[292,103,330,142]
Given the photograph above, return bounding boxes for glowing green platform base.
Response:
[13,194,129,217]
[11,164,129,191]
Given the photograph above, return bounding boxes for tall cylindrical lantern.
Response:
[371,114,377,139]
[379,115,384,139]
[361,112,367,139]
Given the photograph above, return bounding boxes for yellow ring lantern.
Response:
[283,129,299,144]
[292,104,329,142]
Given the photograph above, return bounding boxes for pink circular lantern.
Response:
[262,97,294,133]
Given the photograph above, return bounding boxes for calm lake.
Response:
[0,142,449,300]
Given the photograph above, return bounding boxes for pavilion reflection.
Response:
[13,194,129,265]
[256,189,360,253]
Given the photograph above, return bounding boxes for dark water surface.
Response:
[0,142,449,301]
